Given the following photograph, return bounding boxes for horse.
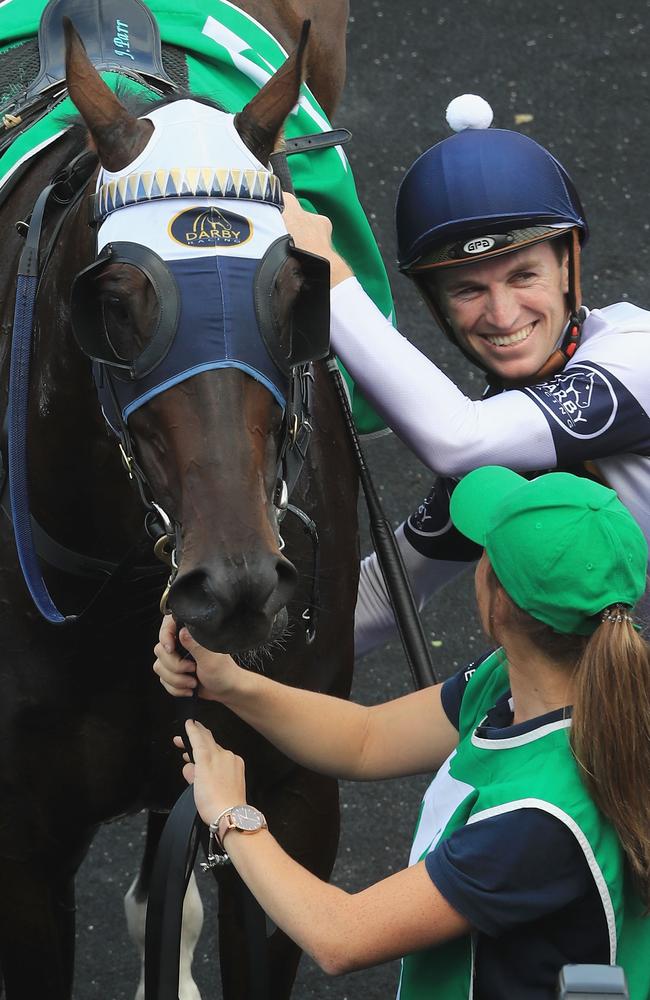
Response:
[0,2,363,996]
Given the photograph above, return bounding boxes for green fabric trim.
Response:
[0,0,392,433]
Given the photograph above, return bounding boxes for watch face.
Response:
[232,805,265,831]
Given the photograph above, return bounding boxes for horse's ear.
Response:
[63,17,153,171]
[234,20,310,165]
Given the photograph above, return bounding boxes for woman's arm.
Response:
[154,621,458,780]
[182,719,470,975]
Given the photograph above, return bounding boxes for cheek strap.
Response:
[524,229,584,384]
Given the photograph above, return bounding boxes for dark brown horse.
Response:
[0,3,357,997]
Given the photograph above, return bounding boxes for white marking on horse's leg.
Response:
[179,872,205,1000]
[124,871,205,1000]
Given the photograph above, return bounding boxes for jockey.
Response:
[282,94,650,654]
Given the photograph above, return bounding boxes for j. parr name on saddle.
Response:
[114,19,134,60]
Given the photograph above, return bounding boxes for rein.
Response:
[7,149,101,622]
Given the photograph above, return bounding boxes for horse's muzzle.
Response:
[166,552,298,653]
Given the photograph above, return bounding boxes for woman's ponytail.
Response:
[570,607,650,909]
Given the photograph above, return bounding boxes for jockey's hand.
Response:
[174,720,247,822]
[282,192,353,287]
[153,618,241,701]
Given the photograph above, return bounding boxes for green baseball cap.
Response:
[450,467,648,635]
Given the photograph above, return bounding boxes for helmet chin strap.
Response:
[416,228,585,390]
[490,229,584,389]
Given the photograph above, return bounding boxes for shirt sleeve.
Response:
[522,359,650,462]
[439,652,495,728]
[330,278,558,477]
[354,519,472,658]
[425,809,593,936]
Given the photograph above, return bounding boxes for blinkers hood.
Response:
[72,236,330,425]
[71,100,330,426]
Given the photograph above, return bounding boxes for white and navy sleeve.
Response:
[354,478,479,657]
[332,283,650,476]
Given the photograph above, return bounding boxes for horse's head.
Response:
[63,20,330,654]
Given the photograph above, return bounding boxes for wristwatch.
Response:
[215,804,267,847]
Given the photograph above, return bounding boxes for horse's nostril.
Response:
[274,556,298,607]
[169,553,298,645]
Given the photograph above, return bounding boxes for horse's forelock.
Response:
[60,89,228,165]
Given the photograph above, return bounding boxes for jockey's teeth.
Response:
[484,324,534,347]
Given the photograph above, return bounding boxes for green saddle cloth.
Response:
[0,0,393,435]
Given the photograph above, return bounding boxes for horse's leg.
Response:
[217,768,340,1000]
[0,828,95,1000]
[124,811,204,1000]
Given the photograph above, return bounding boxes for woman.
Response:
[154,468,650,998]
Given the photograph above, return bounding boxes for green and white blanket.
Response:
[0,0,393,434]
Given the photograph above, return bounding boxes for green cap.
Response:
[450,467,648,635]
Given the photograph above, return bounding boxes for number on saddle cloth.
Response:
[23,0,176,104]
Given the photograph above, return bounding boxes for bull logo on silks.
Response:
[169,206,252,248]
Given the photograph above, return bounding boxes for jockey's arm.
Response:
[154,621,458,781]
[283,194,557,476]
[355,496,478,657]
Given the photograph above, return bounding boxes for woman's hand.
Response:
[174,719,247,823]
[153,615,242,701]
[283,193,353,287]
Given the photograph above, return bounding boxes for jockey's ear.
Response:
[63,17,153,172]
[234,20,310,166]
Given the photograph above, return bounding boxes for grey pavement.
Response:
[73,2,650,997]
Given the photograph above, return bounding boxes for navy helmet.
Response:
[395,96,588,374]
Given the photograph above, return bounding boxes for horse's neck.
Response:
[234,0,349,119]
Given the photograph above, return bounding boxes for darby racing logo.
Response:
[169,207,253,248]
[114,20,135,61]
[463,237,495,255]
[526,364,618,439]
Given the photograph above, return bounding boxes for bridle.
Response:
[6,110,329,637]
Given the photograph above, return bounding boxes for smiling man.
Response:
[284,95,650,652]
[430,241,571,383]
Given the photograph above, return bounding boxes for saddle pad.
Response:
[0,0,393,436]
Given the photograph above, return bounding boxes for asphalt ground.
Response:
[73,1,650,997]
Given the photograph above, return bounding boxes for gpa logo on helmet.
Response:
[463,237,495,255]
[169,207,252,248]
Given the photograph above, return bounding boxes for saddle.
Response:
[0,0,184,143]
[0,0,186,175]
[22,0,177,104]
